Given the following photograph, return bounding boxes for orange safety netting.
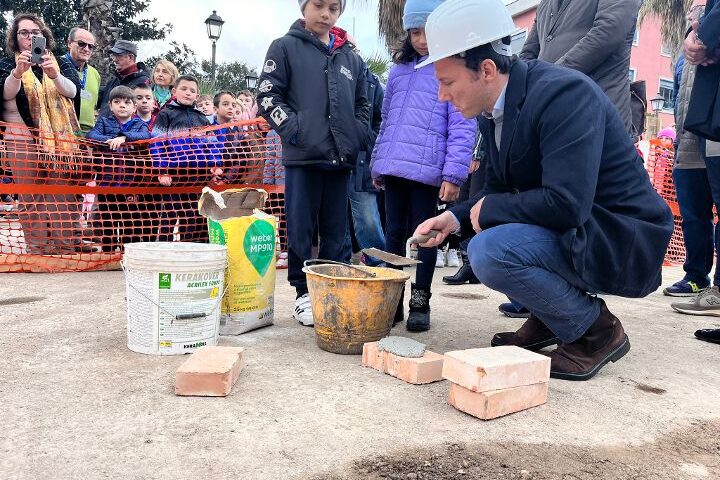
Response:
[644,138,685,266]
[0,118,286,272]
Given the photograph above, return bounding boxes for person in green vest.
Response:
[65,27,101,133]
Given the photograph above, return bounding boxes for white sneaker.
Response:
[446,249,460,267]
[436,249,446,268]
[293,293,314,326]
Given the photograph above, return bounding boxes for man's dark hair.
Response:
[109,85,136,103]
[174,75,199,89]
[213,90,235,107]
[455,36,517,74]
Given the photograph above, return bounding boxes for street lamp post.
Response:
[244,73,259,91]
[650,93,665,138]
[204,10,225,84]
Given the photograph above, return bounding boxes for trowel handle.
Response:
[407,230,440,246]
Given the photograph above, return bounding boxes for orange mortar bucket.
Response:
[303,260,411,354]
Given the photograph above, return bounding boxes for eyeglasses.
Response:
[17,30,42,38]
[75,40,97,51]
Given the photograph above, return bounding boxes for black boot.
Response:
[442,250,480,285]
[407,283,431,332]
[393,290,405,326]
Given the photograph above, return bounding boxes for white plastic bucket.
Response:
[123,242,228,355]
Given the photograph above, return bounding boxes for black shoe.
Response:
[695,328,720,344]
[498,301,531,318]
[406,283,431,332]
[393,290,405,326]
[442,250,480,285]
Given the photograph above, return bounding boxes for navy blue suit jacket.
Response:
[451,60,673,298]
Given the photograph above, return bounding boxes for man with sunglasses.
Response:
[97,40,150,118]
[66,27,101,133]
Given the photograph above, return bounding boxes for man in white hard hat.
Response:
[414,0,674,380]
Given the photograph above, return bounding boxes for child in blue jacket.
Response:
[87,85,151,251]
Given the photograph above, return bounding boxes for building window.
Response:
[658,78,674,111]
[661,42,672,57]
[510,29,527,55]
[633,28,639,46]
[629,68,637,82]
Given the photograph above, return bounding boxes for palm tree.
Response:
[377,0,406,52]
[639,0,694,60]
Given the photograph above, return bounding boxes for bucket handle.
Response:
[120,260,229,324]
[303,259,377,278]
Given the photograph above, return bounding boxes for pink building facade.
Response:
[507,0,675,132]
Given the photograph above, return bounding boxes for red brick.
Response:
[448,382,548,420]
[362,342,444,385]
[442,346,550,392]
[175,346,245,397]
[362,342,386,372]
[385,350,444,384]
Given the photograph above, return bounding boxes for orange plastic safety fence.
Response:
[0,118,287,272]
[644,139,685,266]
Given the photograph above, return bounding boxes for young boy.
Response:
[151,75,220,242]
[87,85,150,148]
[197,94,215,121]
[213,91,237,125]
[133,84,155,125]
[257,0,369,326]
[86,85,151,251]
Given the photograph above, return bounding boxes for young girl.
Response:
[371,0,476,332]
[151,59,179,112]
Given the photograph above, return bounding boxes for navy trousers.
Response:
[284,166,349,296]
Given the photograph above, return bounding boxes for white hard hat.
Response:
[417,0,518,69]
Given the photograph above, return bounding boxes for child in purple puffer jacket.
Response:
[371,0,476,332]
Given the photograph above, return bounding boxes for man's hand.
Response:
[439,181,460,202]
[372,178,384,191]
[413,211,460,248]
[470,197,485,233]
[40,53,59,79]
[685,21,709,65]
[469,160,480,174]
[106,137,126,151]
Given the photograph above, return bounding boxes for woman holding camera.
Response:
[0,13,85,255]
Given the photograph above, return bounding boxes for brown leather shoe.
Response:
[550,301,630,381]
[491,315,560,350]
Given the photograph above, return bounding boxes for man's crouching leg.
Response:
[467,223,630,381]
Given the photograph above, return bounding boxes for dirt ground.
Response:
[2,266,720,479]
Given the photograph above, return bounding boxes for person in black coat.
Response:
[256,0,369,327]
[414,2,673,381]
[97,40,150,118]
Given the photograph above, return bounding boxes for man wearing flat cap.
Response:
[97,39,151,117]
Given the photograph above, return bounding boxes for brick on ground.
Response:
[448,381,549,420]
[175,346,245,397]
[442,346,550,392]
[362,341,444,385]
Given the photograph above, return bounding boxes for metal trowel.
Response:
[361,231,440,267]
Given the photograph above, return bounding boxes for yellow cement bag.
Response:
[199,188,276,335]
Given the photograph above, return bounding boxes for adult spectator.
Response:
[150,59,179,112]
[97,40,150,118]
[519,0,642,135]
[0,13,89,254]
[414,0,673,380]
[678,0,720,344]
[66,27,101,133]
